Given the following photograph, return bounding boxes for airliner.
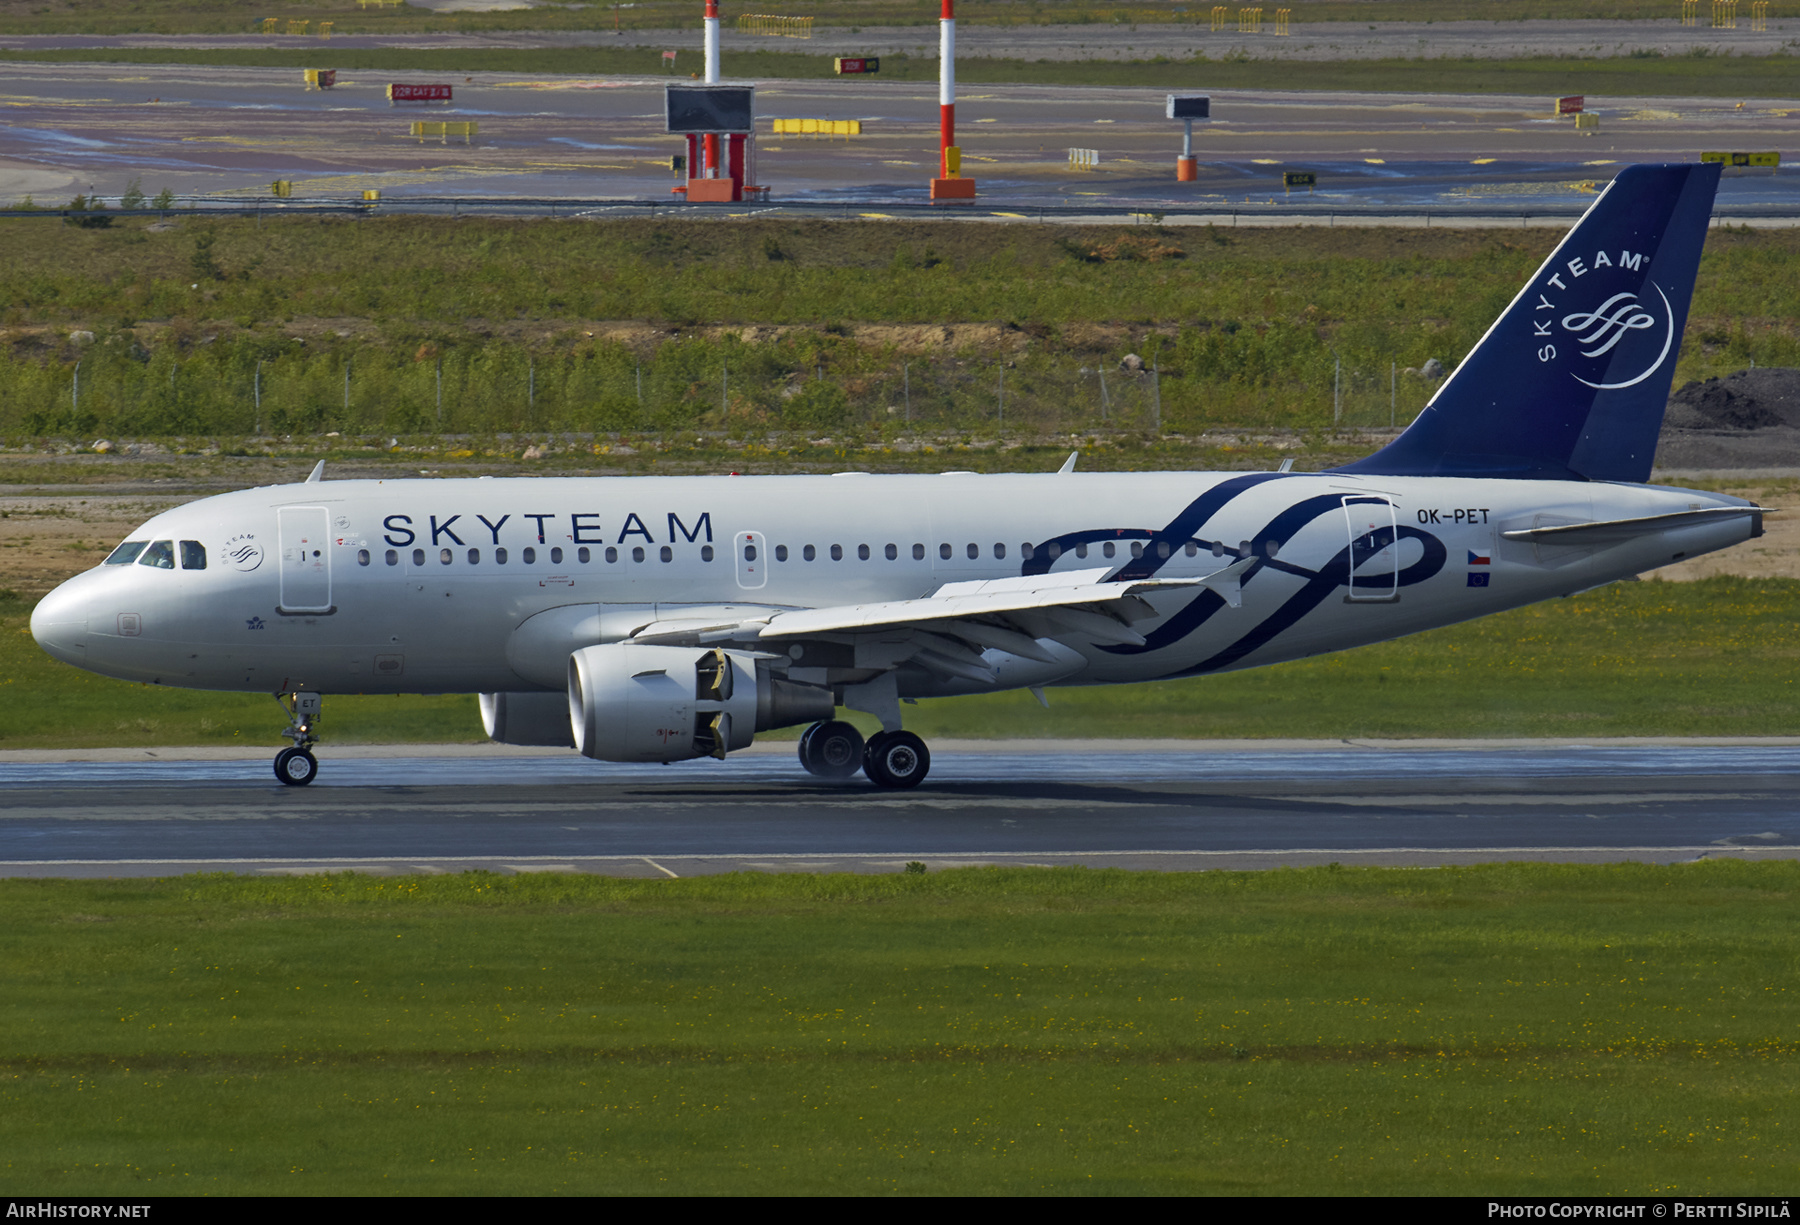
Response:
[31,163,1761,788]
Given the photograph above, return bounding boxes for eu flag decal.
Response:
[1468,551,1491,565]
[1468,572,1490,587]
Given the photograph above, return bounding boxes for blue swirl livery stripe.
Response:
[1102,492,1356,656]
[1019,472,1289,578]
[1175,525,1447,676]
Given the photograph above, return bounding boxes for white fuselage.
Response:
[30,470,1756,699]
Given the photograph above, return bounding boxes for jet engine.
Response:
[566,643,834,763]
[479,691,577,748]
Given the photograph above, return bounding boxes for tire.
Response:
[275,747,318,786]
[800,720,865,779]
[863,731,930,790]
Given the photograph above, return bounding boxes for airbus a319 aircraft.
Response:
[31,163,1762,788]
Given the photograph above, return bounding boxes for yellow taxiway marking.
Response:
[991,211,1029,217]
[1470,157,1497,164]
[860,212,896,218]
[1364,157,1386,164]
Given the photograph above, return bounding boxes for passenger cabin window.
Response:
[412,548,426,567]
[496,547,508,564]
[660,546,673,563]
[605,547,618,563]
[179,541,207,570]
[138,540,176,569]
[858,544,870,561]
[577,546,590,564]
[775,545,789,562]
[830,544,843,561]
[385,549,399,566]
[701,545,714,562]
[632,547,645,563]
[523,547,536,564]
[913,544,925,561]
[803,545,816,562]
[358,549,372,567]
[550,547,563,564]
[886,544,898,561]
[1075,543,1088,559]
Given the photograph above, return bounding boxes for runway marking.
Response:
[641,856,680,879]
[1279,792,1752,807]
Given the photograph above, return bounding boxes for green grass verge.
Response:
[1,216,1794,439]
[7,576,1799,748]
[3,862,1797,1194]
[0,0,1713,37]
[3,45,1797,98]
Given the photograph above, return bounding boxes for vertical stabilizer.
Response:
[1338,162,1721,482]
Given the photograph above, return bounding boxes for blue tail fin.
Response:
[1337,162,1721,483]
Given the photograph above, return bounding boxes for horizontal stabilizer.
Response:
[1501,505,1763,545]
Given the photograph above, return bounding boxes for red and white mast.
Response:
[702,0,721,177]
[704,0,720,84]
[939,0,954,178]
[929,0,974,198]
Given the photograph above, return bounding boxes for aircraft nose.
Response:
[30,580,90,666]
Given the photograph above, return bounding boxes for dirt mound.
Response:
[1663,367,1800,431]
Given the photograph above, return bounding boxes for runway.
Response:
[4,742,1798,878]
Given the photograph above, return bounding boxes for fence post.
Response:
[1152,362,1161,433]
[344,358,351,415]
[436,357,442,425]
[1333,355,1341,425]
[1098,366,1110,421]
[528,358,535,416]
[1390,361,1395,428]
[903,361,910,421]
[72,360,79,420]
[722,359,728,418]
[997,365,1004,426]
[255,360,262,433]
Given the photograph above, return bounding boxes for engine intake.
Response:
[567,643,833,763]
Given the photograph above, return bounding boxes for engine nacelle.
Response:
[479,691,577,748]
[567,643,833,763]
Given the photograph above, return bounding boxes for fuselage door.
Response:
[735,530,767,590]
[1343,495,1399,603]
[278,505,334,613]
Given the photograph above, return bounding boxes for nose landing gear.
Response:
[273,690,322,786]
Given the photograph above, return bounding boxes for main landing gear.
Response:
[798,720,932,789]
[273,690,322,786]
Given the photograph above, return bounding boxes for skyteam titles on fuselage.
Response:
[379,510,716,548]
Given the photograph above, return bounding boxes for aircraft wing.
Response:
[626,560,1256,678]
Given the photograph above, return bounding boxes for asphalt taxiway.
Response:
[2,59,1796,213]
[4,740,1797,878]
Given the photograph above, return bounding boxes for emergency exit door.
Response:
[278,505,333,613]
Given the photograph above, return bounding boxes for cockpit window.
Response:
[137,540,176,569]
[179,540,207,570]
[105,541,147,566]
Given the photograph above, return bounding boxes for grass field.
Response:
[4,44,1798,99]
[0,0,1737,37]
[1,216,1794,439]
[3,862,1797,1194]
[7,576,1800,748]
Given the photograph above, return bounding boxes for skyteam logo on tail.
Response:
[1532,250,1676,391]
